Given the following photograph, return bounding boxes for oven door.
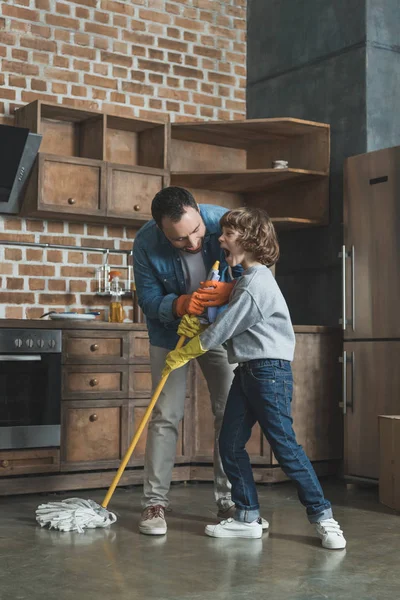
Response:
[0,353,61,450]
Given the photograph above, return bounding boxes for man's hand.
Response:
[162,336,207,377]
[175,293,205,317]
[178,315,208,338]
[195,280,235,307]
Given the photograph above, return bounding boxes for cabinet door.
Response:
[343,341,400,479]
[39,154,106,216]
[61,400,130,470]
[0,449,59,476]
[273,332,342,463]
[344,147,400,339]
[107,164,166,220]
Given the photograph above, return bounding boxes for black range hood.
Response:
[0,124,42,214]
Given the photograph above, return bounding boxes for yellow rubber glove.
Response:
[178,315,209,339]
[162,336,206,376]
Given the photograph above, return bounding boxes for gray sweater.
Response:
[199,265,295,364]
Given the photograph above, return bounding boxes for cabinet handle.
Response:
[350,246,355,332]
[339,245,347,331]
[90,344,99,352]
[89,378,98,387]
[68,197,76,205]
[338,351,347,414]
[89,414,98,422]
[134,204,141,211]
[0,460,10,468]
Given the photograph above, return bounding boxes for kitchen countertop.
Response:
[0,319,340,333]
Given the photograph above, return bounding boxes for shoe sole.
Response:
[205,527,262,539]
[139,526,167,536]
[321,539,347,550]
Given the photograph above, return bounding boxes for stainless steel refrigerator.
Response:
[341,145,400,480]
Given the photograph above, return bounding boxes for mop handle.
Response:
[101,334,186,509]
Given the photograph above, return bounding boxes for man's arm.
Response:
[133,241,178,323]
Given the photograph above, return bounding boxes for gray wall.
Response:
[247,0,400,325]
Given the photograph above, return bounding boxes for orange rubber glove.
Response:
[175,293,205,317]
[195,280,235,307]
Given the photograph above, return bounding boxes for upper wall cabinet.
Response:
[170,118,330,230]
[14,101,169,224]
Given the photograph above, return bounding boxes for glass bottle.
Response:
[108,271,124,323]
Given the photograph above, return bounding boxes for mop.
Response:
[36,335,186,533]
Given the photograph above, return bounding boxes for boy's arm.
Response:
[199,288,267,350]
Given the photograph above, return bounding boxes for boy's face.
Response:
[161,207,206,253]
[218,226,246,267]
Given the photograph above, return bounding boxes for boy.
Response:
[163,207,346,550]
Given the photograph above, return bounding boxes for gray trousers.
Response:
[142,344,236,510]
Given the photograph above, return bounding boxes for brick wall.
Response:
[0,0,246,320]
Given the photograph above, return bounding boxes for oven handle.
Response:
[0,355,42,361]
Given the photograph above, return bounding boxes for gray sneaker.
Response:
[217,505,269,531]
[139,505,167,536]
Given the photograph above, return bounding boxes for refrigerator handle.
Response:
[349,351,355,411]
[350,246,355,332]
[339,245,347,330]
[338,350,347,414]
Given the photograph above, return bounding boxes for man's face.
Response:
[161,207,206,253]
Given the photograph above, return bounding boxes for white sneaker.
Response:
[139,505,167,536]
[205,518,262,539]
[316,518,346,549]
[217,506,269,531]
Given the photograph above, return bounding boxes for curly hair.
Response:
[220,207,279,267]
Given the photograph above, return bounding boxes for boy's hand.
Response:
[162,337,207,377]
[178,315,208,338]
[196,280,235,306]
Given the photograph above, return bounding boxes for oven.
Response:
[0,329,62,450]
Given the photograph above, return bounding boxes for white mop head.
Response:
[36,498,117,533]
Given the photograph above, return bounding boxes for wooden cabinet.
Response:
[171,119,330,230]
[63,331,129,364]
[191,329,342,478]
[343,341,400,480]
[61,400,130,470]
[22,154,106,220]
[14,100,169,225]
[0,448,59,476]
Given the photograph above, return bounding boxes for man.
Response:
[133,186,238,535]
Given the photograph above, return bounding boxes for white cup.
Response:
[272,160,288,169]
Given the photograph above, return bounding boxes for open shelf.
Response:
[271,217,321,230]
[171,168,326,193]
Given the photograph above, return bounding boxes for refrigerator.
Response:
[341,145,400,480]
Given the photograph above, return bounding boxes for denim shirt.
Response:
[133,204,241,349]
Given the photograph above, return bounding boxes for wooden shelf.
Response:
[271,217,321,230]
[171,168,326,193]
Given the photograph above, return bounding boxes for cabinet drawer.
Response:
[61,400,130,469]
[0,449,60,476]
[128,364,192,398]
[107,164,165,219]
[129,331,150,363]
[63,365,128,399]
[63,332,129,364]
[40,154,106,215]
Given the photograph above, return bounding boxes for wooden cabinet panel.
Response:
[0,449,59,476]
[63,331,129,364]
[107,164,165,219]
[344,147,400,339]
[129,364,191,398]
[343,341,400,479]
[40,155,105,214]
[129,331,150,363]
[61,401,129,467]
[63,365,128,399]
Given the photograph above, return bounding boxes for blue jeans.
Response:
[219,359,333,524]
